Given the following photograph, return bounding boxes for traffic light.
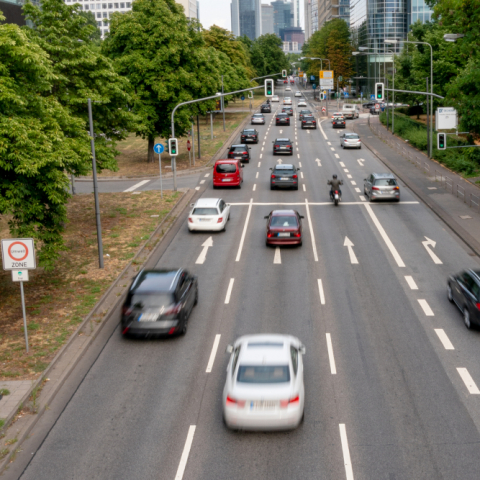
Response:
[265,79,274,97]
[437,133,446,150]
[375,82,384,101]
[168,138,178,156]
[282,70,287,78]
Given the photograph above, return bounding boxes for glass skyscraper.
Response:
[231,0,262,40]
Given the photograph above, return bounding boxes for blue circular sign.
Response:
[154,143,164,154]
[241,95,245,101]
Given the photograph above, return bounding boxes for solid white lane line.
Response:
[123,179,150,192]
[434,329,454,350]
[300,172,304,178]
[319,120,328,140]
[339,162,345,167]
[303,184,306,191]
[174,425,196,480]
[344,168,349,173]
[457,368,480,394]
[335,154,340,158]
[204,173,210,178]
[200,180,205,184]
[364,204,405,267]
[305,199,319,262]
[355,188,361,193]
[359,195,366,202]
[418,299,434,316]
[326,333,336,374]
[274,247,281,264]
[225,278,235,304]
[236,199,253,262]
[256,172,259,179]
[258,162,261,167]
[339,424,354,480]
[318,279,326,305]
[405,276,418,290]
[253,184,256,191]
[206,334,221,372]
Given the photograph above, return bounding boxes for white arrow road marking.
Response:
[326,333,336,374]
[418,299,434,316]
[195,236,213,264]
[206,334,221,372]
[422,237,443,264]
[434,329,454,350]
[277,159,283,164]
[457,368,480,394]
[174,425,196,480]
[339,424,354,480]
[274,247,281,264]
[344,237,359,264]
[123,179,150,192]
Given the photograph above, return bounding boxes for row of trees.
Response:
[0,0,290,267]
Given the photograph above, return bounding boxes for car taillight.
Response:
[267,232,274,238]
[476,303,480,310]
[393,186,399,190]
[243,151,248,155]
[313,121,316,124]
[357,139,361,142]
[280,396,300,408]
[275,145,279,148]
[287,145,292,148]
[188,217,193,223]
[372,186,380,191]
[302,121,306,123]
[122,306,133,316]
[164,304,181,316]
[292,174,297,179]
[271,175,276,179]
[226,396,245,407]
[293,232,301,237]
[217,218,223,223]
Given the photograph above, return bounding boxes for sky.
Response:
[199,0,304,32]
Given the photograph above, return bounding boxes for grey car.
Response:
[270,164,300,190]
[340,132,362,149]
[364,173,400,202]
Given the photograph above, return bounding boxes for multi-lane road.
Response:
[13,85,480,480]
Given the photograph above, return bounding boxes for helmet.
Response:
[333,174,338,179]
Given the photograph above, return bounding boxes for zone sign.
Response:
[1,238,36,270]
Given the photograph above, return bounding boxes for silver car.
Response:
[251,113,265,125]
[364,173,400,202]
[340,133,362,149]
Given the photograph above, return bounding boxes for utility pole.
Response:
[197,115,201,159]
[221,75,226,132]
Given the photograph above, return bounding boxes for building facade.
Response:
[262,4,275,34]
[304,0,312,40]
[231,0,262,40]
[0,0,26,25]
[177,0,198,19]
[280,26,305,49]
[317,0,350,29]
[271,0,293,37]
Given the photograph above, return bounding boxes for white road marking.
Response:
[418,299,434,316]
[347,174,352,179]
[434,329,454,350]
[261,147,264,151]
[206,334,221,372]
[351,180,357,185]
[280,130,283,134]
[357,159,364,166]
[303,184,306,191]
[195,236,213,265]
[200,180,205,184]
[343,168,349,172]
[405,276,418,290]
[225,278,235,304]
[319,120,328,140]
[296,142,298,146]
[422,237,443,264]
[331,147,335,151]
[344,237,359,264]
[256,172,259,179]
[204,173,210,178]
[428,187,437,190]
[335,154,340,158]
[364,204,405,267]
[307,130,310,134]
[297,154,300,158]
[299,162,302,167]
[228,201,420,206]
[326,333,336,374]
[263,142,265,146]
[305,199,318,262]
[253,184,256,191]
[174,425,196,480]
[327,142,331,145]
[318,279,326,305]
[258,162,261,167]
[260,154,263,159]
[123,179,150,192]
[359,195,366,202]
[339,424,355,480]
[236,199,253,262]
[340,162,345,167]
[457,368,480,394]
[195,186,200,191]
[355,188,361,193]
[274,247,281,264]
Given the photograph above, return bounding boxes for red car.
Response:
[265,210,304,246]
[213,159,243,188]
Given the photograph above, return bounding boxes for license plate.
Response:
[138,313,159,322]
[280,146,286,149]
[280,177,289,180]
[251,401,277,410]
[235,157,242,160]
[199,218,211,222]
[306,122,312,124]
[278,232,290,237]
[223,178,232,182]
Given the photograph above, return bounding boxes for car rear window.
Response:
[242,130,256,134]
[275,140,291,145]
[374,178,397,186]
[345,134,359,139]
[277,114,287,117]
[274,169,295,175]
[230,146,247,152]
[130,293,174,309]
[192,207,218,215]
[270,215,298,227]
[237,365,290,384]
[216,164,237,173]
[253,114,263,117]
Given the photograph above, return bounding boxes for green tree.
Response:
[0,18,91,268]
[250,34,289,78]
[78,11,101,44]
[103,0,223,162]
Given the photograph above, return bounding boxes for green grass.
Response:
[28,322,41,331]
[0,389,10,396]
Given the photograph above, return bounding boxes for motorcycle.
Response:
[331,190,341,206]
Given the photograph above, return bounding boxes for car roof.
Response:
[130,269,181,294]
[300,109,311,113]
[234,334,299,365]
[274,164,295,169]
[194,198,221,208]
[469,270,480,282]
[271,209,297,216]
[372,172,395,179]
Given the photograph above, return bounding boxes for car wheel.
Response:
[464,307,472,329]
[364,187,367,195]
[359,146,362,149]
[295,186,298,190]
[270,185,275,190]
[180,316,188,335]
[223,222,227,232]
[447,284,453,303]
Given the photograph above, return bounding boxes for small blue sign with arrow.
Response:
[154,143,164,154]
[241,95,245,101]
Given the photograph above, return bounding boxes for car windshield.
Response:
[334,117,344,121]
[130,293,174,310]
[216,164,237,173]
[237,365,290,384]
[276,140,291,145]
[375,178,397,186]
[270,215,298,227]
[192,207,218,215]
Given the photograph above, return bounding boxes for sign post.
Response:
[153,143,165,198]
[2,238,36,353]
[187,140,192,168]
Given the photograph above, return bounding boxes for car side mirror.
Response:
[240,164,244,168]
[264,215,269,219]
[299,345,306,355]
[269,167,273,171]
[225,345,233,354]
[299,215,305,219]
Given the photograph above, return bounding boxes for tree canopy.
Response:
[249,34,290,78]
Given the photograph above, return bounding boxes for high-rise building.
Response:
[280,26,305,49]
[293,0,300,27]
[304,0,312,40]
[310,0,319,35]
[271,0,293,37]
[262,4,275,35]
[231,0,262,40]
[177,0,198,19]
[0,0,26,25]
[317,0,350,29]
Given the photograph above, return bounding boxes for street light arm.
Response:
[250,72,283,82]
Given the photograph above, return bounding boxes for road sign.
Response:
[344,92,349,98]
[1,238,36,270]
[322,107,326,113]
[370,94,375,100]
[154,143,164,154]
[320,70,333,79]
[310,75,315,81]
[375,103,380,111]
[312,84,316,89]
[12,270,29,282]
[241,95,245,101]
[338,76,343,82]
[436,108,458,130]
[187,140,191,152]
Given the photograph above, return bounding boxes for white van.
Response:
[342,104,359,119]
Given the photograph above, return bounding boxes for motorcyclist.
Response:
[327,174,343,200]
[266,99,271,105]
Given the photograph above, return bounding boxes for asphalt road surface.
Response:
[14,85,480,480]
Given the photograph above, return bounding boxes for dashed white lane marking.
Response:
[297,154,300,158]
[434,329,454,350]
[204,173,210,178]
[326,333,336,374]
[364,204,405,268]
[200,180,205,184]
[428,187,437,190]
[299,162,302,167]
[123,179,151,192]
[343,168,349,173]
[457,368,480,394]
[263,142,265,146]
[195,186,200,191]
[351,180,357,185]
[318,279,325,305]
[405,276,418,290]
[174,425,196,480]
[340,162,345,167]
[347,174,352,179]
[355,188,361,193]
[236,199,253,262]
[307,130,310,134]
[327,142,331,145]
[296,142,298,146]
[303,184,306,191]
[331,147,335,151]
[357,159,364,166]
[225,278,235,304]
[418,299,434,316]
[261,147,264,151]
[256,172,259,179]
[335,154,340,159]
[253,184,256,191]
[206,334,221,372]
[258,162,261,167]
[359,195,366,202]
[305,199,318,262]
[274,247,281,264]
[339,424,354,480]
[300,172,304,178]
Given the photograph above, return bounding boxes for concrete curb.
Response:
[0,188,196,474]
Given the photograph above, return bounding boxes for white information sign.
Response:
[436,108,458,130]
[1,238,36,270]
[320,79,334,88]
[12,270,29,282]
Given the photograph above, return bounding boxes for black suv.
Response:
[121,269,198,338]
[261,104,271,113]
[448,269,480,329]
[299,109,312,121]
[240,128,259,144]
[301,115,316,129]
[275,113,290,126]
[228,144,251,163]
[282,107,293,116]
[270,164,300,190]
[272,138,293,155]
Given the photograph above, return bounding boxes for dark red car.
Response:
[264,210,304,246]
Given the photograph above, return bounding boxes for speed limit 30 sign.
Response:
[1,238,36,270]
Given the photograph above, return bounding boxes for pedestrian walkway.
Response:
[0,381,33,420]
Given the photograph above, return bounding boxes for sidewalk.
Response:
[354,115,480,256]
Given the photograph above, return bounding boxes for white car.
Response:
[283,97,292,105]
[188,198,230,232]
[223,334,305,431]
[297,100,307,107]
[294,92,302,97]
[285,87,291,91]
[271,95,280,102]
